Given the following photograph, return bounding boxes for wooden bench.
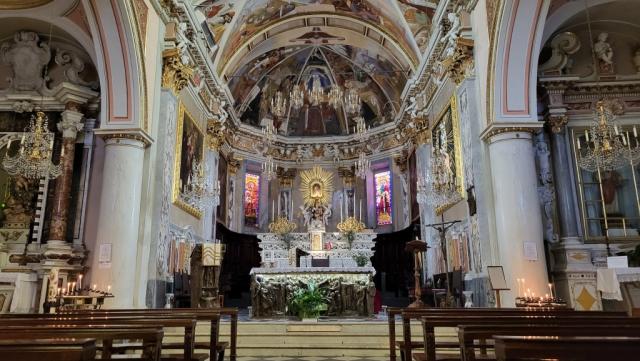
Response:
[494,335,640,360]
[458,323,640,361]
[0,324,163,360]
[59,308,235,361]
[62,307,238,361]
[418,315,640,361]
[394,308,626,361]
[0,338,97,361]
[0,314,200,361]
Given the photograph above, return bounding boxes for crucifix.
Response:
[424,214,461,306]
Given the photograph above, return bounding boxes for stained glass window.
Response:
[244,173,260,226]
[375,171,392,225]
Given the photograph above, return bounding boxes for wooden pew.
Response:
[419,315,640,361]
[0,338,97,361]
[0,315,200,361]
[494,335,640,361]
[396,308,626,361]
[458,323,640,361]
[58,308,236,361]
[0,324,164,360]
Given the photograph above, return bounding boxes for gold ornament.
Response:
[162,48,194,94]
[268,216,297,235]
[300,166,334,207]
[337,216,365,234]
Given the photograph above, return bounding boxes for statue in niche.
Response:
[2,176,35,227]
[594,32,614,74]
[535,136,557,243]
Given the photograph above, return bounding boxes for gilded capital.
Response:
[207,118,226,151]
[546,114,568,134]
[227,157,240,176]
[441,38,475,85]
[162,48,193,94]
[394,152,409,173]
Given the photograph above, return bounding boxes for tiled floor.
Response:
[238,356,389,361]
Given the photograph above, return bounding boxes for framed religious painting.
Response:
[431,94,464,215]
[173,102,205,218]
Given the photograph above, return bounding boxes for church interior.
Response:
[1,0,640,360]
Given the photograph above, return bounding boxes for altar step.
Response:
[166,321,457,357]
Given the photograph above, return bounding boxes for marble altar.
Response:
[250,267,375,318]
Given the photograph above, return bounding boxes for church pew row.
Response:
[493,335,640,361]
[0,315,203,361]
[458,324,640,361]
[61,307,239,361]
[385,307,627,361]
[0,325,164,360]
[418,315,640,361]
[0,338,97,361]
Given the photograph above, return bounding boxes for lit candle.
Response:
[93,284,97,291]
[577,138,581,150]
[20,134,25,144]
[623,133,628,146]
[107,285,111,293]
[584,130,589,142]
[635,126,638,138]
[545,293,549,300]
[526,288,531,298]
[614,125,619,136]
[548,283,554,299]
[78,274,82,290]
[61,144,65,158]
[57,287,61,297]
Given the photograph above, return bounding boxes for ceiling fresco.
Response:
[195,0,439,137]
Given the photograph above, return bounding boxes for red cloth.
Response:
[374,289,382,313]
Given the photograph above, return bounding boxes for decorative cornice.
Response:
[94,129,153,147]
[480,122,543,140]
[227,157,240,176]
[276,168,296,187]
[441,38,475,85]
[394,151,409,173]
[161,48,193,94]
[206,118,226,151]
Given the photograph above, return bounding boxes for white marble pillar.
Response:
[487,130,549,305]
[415,142,437,277]
[204,150,220,241]
[90,135,146,308]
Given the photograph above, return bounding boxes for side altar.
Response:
[249,167,377,318]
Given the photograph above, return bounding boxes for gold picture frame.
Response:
[173,102,205,218]
[432,95,464,215]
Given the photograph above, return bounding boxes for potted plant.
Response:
[288,283,328,322]
[352,254,369,267]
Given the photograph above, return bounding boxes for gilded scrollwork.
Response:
[161,47,194,94]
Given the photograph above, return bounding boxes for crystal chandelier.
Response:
[308,75,324,106]
[344,87,361,116]
[327,84,343,108]
[262,154,277,181]
[354,151,370,179]
[354,116,369,141]
[424,145,461,207]
[290,84,305,110]
[577,99,640,172]
[261,118,277,145]
[182,160,220,211]
[3,111,62,179]
[270,91,288,119]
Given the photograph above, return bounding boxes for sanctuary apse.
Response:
[0,0,638,333]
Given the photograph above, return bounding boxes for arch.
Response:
[491,0,550,122]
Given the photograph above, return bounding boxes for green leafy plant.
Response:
[288,283,328,319]
[353,254,369,267]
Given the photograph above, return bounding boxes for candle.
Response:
[526,288,531,298]
[78,275,82,290]
[107,285,111,293]
[548,283,554,299]
[359,200,362,221]
[340,198,343,221]
[584,130,589,142]
[20,134,25,144]
[272,200,275,220]
[93,284,97,291]
[614,125,619,135]
[61,144,65,158]
[353,189,356,218]
[57,287,61,297]
[634,126,638,138]
[577,138,581,150]
[278,195,281,217]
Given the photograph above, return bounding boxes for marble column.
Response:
[204,149,220,241]
[90,134,147,308]
[415,141,437,277]
[48,106,84,244]
[487,130,549,305]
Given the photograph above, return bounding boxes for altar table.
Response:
[250,267,375,318]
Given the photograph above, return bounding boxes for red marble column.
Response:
[48,105,84,242]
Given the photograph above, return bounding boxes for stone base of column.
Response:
[552,242,602,311]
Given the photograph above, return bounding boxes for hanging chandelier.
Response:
[354,151,370,179]
[424,145,461,208]
[261,118,277,145]
[290,84,305,110]
[262,154,277,181]
[577,99,640,171]
[308,75,324,106]
[182,160,220,211]
[354,116,369,141]
[327,84,343,108]
[270,91,288,119]
[3,111,62,179]
[344,87,361,116]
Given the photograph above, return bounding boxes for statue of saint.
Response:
[594,32,614,73]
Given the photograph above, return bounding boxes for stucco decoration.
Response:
[534,132,557,243]
[54,49,99,89]
[538,32,580,76]
[0,31,51,92]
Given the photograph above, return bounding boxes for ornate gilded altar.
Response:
[250,267,375,318]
